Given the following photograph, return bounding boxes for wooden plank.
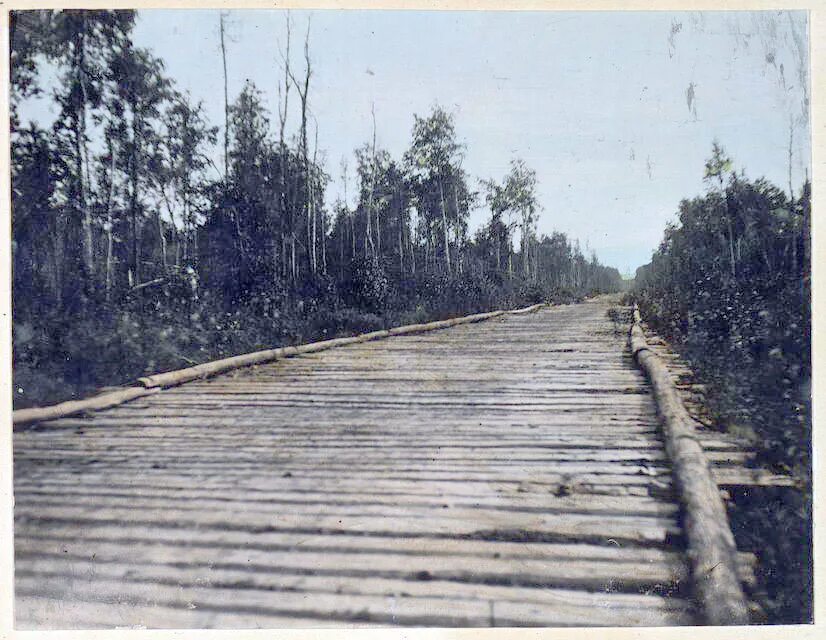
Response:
[14,486,682,516]
[15,474,662,498]
[13,442,751,465]
[712,468,797,487]
[16,540,691,592]
[13,503,682,545]
[14,487,685,521]
[13,572,692,628]
[15,595,360,630]
[14,522,690,563]
[15,296,712,628]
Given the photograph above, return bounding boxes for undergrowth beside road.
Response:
[13,273,590,410]
[626,307,812,624]
[630,145,811,623]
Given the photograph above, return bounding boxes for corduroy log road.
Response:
[12,297,791,628]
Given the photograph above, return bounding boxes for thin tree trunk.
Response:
[496,226,502,273]
[788,119,798,270]
[312,117,320,274]
[398,200,404,276]
[282,232,288,281]
[129,120,140,286]
[104,140,117,301]
[339,213,344,280]
[75,19,94,287]
[374,106,381,259]
[439,178,451,274]
[182,189,191,265]
[288,20,313,274]
[220,12,229,179]
[365,106,378,261]
[277,14,292,283]
[291,235,297,281]
[157,189,178,274]
[726,216,736,279]
[157,211,168,273]
[788,116,794,201]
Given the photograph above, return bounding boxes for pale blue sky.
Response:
[21,10,811,275]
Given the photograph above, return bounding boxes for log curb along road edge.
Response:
[630,304,750,626]
[12,303,547,426]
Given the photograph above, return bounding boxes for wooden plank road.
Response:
[13,297,755,628]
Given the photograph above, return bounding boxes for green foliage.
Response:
[635,173,810,475]
[634,143,811,623]
[703,140,734,187]
[10,10,623,410]
[343,257,391,313]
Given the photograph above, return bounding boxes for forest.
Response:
[9,8,813,625]
[633,142,811,623]
[10,10,622,409]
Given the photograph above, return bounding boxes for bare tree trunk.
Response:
[439,178,451,274]
[104,140,117,301]
[341,159,355,262]
[158,185,181,275]
[788,116,798,270]
[157,209,168,273]
[788,116,795,201]
[350,210,355,260]
[75,19,94,287]
[726,216,736,279]
[495,227,501,271]
[452,183,461,273]
[339,214,344,279]
[309,170,316,273]
[365,104,378,260]
[288,19,313,275]
[321,211,327,274]
[180,189,188,265]
[424,232,430,273]
[220,12,230,179]
[291,235,297,281]
[398,189,404,276]
[129,119,140,286]
[281,233,288,281]
[312,117,321,274]
[277,12,291,146]
[410,226,416,276]
[399,221,404,275]
[803,168,810,274]
[374,107,381,259]
[277,14,292,282]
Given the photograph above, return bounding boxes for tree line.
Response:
[11,9,622,407]
[633,142,811,623]
[634,142,810,473]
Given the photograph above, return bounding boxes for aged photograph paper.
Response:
[6,3,814,631]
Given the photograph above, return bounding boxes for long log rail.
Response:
[12,296,787,628]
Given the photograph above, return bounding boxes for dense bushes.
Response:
[13,259,614,410]
[633,145,811,622]
[635,171,810,475]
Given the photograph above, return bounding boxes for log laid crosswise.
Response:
[13,298,760,628]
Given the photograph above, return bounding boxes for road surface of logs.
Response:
[13,298,755,628]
